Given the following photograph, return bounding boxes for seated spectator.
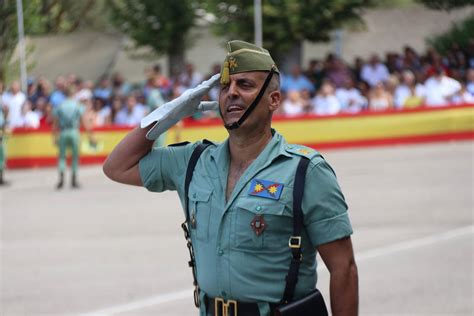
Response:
[207,63,222,101]
[351,56,364,83]
[93,76,112,101]
[360,54,390,87]
[281,65,315,94]
[311,82,341,115]
[111,72,132,97]
[424,67,461,106]
[146,76,165,112]
[18,100,40,129]
[282,90,306,117]
[34,96,53,127]
[368,82,393,111]
[335,77,367,113]
[402,46,422,73]
[151,65,171,99]
[393,70,426,109]
[305,59,325,91]
[104,96,123,126]
[403,86,425,109]
[50,76,67,108]
[115,95,146,126]
[466,68,474,96]
[179,63,204,89]
[75,79,93,102]
[325,56,352,88]
[452,83,474,104]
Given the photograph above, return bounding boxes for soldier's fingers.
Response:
[189,74,221,97]
[198,101,219,112]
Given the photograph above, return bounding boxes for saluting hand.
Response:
[141,73,221,140]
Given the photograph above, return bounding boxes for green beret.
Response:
[220,40,279,85]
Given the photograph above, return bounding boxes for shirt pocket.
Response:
[234,196,293,252]
[188,186,213,241]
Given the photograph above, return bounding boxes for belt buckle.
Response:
[215,297,237,316]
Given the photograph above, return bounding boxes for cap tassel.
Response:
[221,61,230,85]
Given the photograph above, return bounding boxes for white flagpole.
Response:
[254,0,262,47]
[16,0,27,92]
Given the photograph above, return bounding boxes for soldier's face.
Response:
[219,71,276,128]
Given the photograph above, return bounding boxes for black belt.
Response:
[206,297,279,316]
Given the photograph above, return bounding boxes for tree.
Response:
[201,0,374,72]
[107,0,198,77]
[416,0,474,11]
[0,0,103,83]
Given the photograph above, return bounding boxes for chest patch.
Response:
[248,178,284,200]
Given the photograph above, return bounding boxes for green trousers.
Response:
[58,129,80,173]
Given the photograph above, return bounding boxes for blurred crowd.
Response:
[1,42,474,130]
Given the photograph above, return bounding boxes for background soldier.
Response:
[52,86,93,189]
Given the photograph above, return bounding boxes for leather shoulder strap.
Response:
[184,142,212,222]
[281,156,310,303]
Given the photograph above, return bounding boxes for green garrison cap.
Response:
[220,40,279,85]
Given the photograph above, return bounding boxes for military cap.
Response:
[220,40,279,85]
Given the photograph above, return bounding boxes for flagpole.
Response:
[16,0,27,92]
[254,0,262,47]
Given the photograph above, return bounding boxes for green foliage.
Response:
[416,0,474,11]
[201,0,374,61]
[108,0,196,55]
[427,14,474,54]
[0,0,104,82]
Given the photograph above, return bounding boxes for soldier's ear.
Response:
[268,90,281,112]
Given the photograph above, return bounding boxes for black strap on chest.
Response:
[182,141,212,308]
[281,156,310,304]
[183,143,312,307]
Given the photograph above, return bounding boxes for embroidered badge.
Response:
[228,56,238,70]
[250,214,266,236]
[248,179,284,200]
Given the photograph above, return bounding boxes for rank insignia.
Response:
[248,179,284,200]
[250,214,266,236]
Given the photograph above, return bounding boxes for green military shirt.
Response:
[52,99,84,130]
[139,131,352,316]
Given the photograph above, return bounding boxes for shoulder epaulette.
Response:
[168,141,191,147]
[285,144,322,160]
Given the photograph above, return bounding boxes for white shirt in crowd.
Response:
[424,76,462,107]
[452,91,474,104]
[2,91,27,128]
[360,63,390,87]
[282,99,305,117]
[18,111,40,129]
[335,88,367,113]
[75,89,93,102]
[115,104,146,126]
[466,81,474,96]
[393,84,426,109]
[312,95,341,115]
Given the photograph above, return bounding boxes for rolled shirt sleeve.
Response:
[139,143,195,193]
[303,158,353,247]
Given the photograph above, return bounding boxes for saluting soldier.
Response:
[104,40,358,316]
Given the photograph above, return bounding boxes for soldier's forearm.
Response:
[329,261,359,316]
[103,126,154,183]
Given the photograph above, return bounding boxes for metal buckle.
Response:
[215,297,238,316]
[289,236,301,249]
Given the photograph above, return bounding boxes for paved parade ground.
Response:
[1,140,473,316]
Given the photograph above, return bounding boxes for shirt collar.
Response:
[210,128,292,165]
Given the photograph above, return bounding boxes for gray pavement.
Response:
[1,140,473,316]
